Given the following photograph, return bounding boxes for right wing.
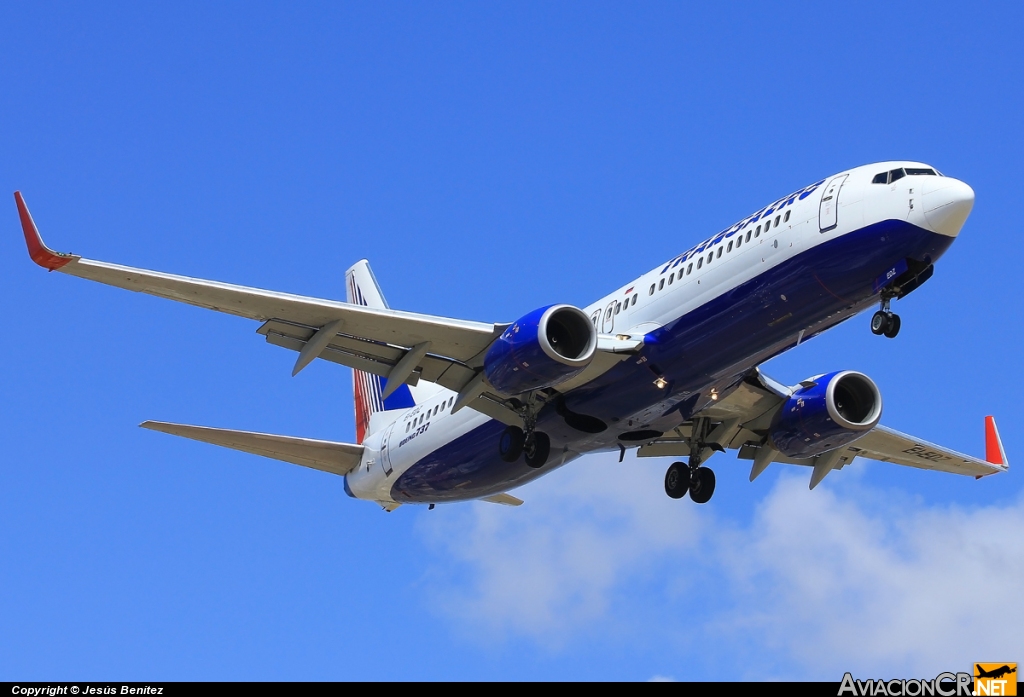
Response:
[637,368,1008,487]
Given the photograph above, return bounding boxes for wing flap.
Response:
[141,421,364,476]
[60,257,504,361]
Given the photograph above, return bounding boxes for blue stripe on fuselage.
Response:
[391,220,953,503]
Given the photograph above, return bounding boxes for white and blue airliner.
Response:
[14,161,1009,510]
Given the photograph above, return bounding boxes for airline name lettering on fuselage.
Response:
[660,179,826,274]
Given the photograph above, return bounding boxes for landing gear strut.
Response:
[870,295,901,339]
[663,417,717,504]
[498,405,550,469]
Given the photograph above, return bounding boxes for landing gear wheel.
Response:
[689,467,716,504]
[870,310,890,336]
[524,432,550,469]
[664,461,688,499]
[498,426,525,462]
[883,313,901,338]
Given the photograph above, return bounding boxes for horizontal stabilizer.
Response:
[141,421,364,476]
[480,493,524,506]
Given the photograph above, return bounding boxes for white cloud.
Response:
[715,477,1024,678]
[418,453,703,648]
[419,452,1024,678]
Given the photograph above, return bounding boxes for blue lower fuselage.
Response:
[389,219,952,503]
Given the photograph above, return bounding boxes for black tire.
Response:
[870,310,889,335]
[499,426,525,463]
[689,467,716,504]
[884,313,901,338]
[664,461,688,499]
[524,432,550,469]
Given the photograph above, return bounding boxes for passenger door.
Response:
[818,174,849,232]
[601,300,616,334]
[380,422,396,477]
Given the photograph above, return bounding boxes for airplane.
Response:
[14,160,1010,511]
[975,665,1016,680]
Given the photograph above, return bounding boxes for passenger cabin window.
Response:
[687,262,693,274]
[774,215,780,227]
[755,225,761,237]
[727,241,733,252]
[745,231,752,242]
[649,284,655,295]
[697,258,703,269]
[606,307,613,320]
[784,210,791,223]
[615,302,621,314]
[716,247,723,258]
[631,294,637,306]
[659,279,665,290]
[707,252,713,264]
[668,274,674,285]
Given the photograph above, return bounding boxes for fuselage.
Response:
[344,161,975,506]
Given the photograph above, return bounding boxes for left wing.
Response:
[637,369,1008,487]
[16,192,637,420]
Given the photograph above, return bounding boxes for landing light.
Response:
[654,377,668,389]
[711,389,719,401]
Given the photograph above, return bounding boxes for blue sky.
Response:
[2,1,1022,681]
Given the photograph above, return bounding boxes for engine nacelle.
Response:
[769,370,882,458]
[484,304,597,395]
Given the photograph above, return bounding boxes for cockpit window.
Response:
[873,167,937,185]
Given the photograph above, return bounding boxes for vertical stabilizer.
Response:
[345,260,416,443]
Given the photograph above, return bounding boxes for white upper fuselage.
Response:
[345,161,975,504]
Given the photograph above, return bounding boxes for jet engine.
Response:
[769,371,882,458]
[484,304,597,395]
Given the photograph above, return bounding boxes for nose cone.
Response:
[922,178,974,237]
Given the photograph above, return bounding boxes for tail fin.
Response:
[345,260,416,443]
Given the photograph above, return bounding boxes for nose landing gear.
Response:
[870,295,901,339]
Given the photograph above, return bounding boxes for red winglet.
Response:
[984,416,1009,467]
[14,191,76,271]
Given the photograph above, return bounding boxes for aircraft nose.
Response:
[921,177,974,237]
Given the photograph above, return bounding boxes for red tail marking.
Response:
[985,416,1004,465]
[14,191,75,271]
[354,370,370,444]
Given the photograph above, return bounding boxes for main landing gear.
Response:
[870,295,901,339]
[498,425,550,469]
[663,418,717,504]
[664,461,716,504]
